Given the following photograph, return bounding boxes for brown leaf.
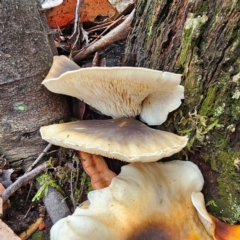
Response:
[0,219,20,240]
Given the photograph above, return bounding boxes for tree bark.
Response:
[124,0,240,223]
[0,0,70,169]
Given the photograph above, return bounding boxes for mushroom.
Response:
[50,160,240,240]
[42,56,184,125]
[40,118,188,162]
[45,55,81,80]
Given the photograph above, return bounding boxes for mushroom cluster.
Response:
[41,55,188,189]
[39,56,240,239]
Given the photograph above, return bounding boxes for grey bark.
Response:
[0,0,70,169]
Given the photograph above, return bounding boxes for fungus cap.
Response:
[50,161,240,240]
[42,56,183,125]
[45,56,80,80]
[40,118,188,162]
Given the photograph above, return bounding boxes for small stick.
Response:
[1,162,48,204]
[69,0,81,40]
[92,52,99,66]
[24,181,34,205]
[18,217,43,240]
[70,155,76,210]
[23,203,33,218]
[73,9,135,62]
[86,16,125,47]
[0,197,3,217]
[25,144,52,173]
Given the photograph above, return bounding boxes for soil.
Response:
[190,151,219,200]
[3,177,52,239]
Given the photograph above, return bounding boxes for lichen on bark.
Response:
[124,0,240,223]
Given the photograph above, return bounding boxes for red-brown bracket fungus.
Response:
[50,161,240,240]
[42,56,184,125]
[40,118,188,162]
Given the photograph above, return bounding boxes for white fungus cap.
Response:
[50,160,224,240]
[40,118,188,162]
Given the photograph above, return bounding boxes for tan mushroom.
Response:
[42,56,183,125]
[45,56,81,80]
[40,118,188,162]
[50,160,240,240]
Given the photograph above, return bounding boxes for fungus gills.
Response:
[42,56,184,125]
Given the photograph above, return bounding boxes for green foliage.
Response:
[178,108,223,150]
[32,172,64,202]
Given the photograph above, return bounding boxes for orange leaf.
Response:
[46,0,117,28]
[38,222,46,231]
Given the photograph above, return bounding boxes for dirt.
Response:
[189,151,219,201]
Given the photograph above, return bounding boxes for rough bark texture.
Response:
[124,0,240,223]
[0,0,70,169]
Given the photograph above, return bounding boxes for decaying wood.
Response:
[73,9,135,62]
[1,162,48,204]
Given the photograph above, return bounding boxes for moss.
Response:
[32,230,49,240]
[177,13,208,68]
[13,102,27,112]
[199,86,218,116]
[204,140,240,224]
[193,1,209,15]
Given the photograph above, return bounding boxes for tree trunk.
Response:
[124,0,240,223]
[0,0,70,169]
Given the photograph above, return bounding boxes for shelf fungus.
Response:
[40,118,188,162]
[50,161,240,240]
[42,55,184,125]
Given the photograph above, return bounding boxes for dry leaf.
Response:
[0,219,20,240]
[108,0,134,13]
[46,0,117,28]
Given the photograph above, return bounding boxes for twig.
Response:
[25,181,34,205]
[18,217,43,240]
[1,162,48,204]
[69,0,81,40]
[70,0,81,49]
[74,156,80,191]
[25,144,52,173]
[92,52,99,66]
[23,202,33,218]
[70,156,76,210]
[87,16,125,47]
[0,197,3,217]
[73,9,135,62]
